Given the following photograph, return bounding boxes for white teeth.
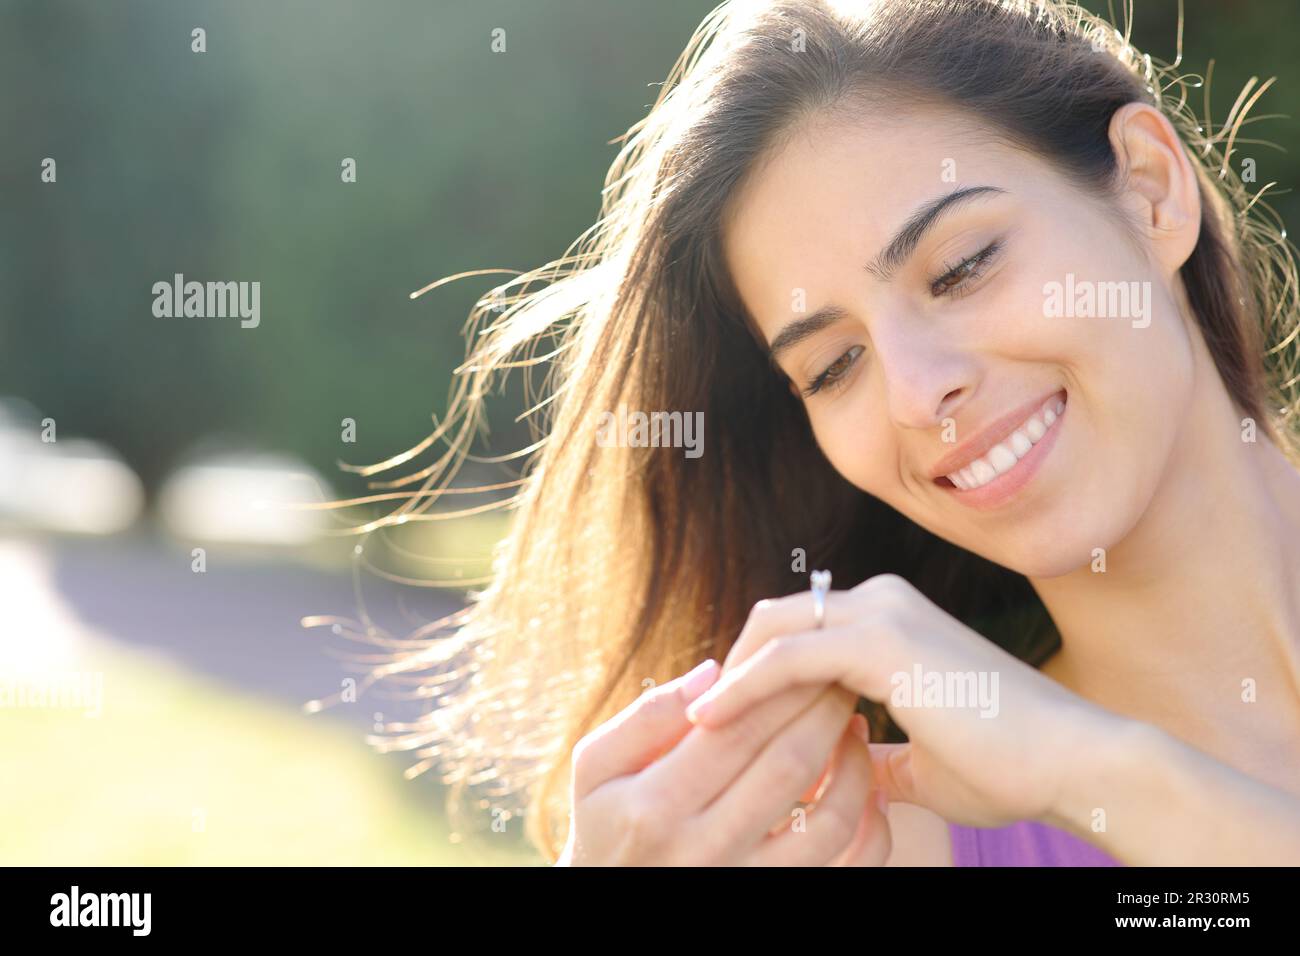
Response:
[988,443,1018,475]
[943,394,1066,490]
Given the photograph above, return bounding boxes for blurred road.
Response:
[5,533,467,731]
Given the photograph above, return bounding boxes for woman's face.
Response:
[722,104,1199,578]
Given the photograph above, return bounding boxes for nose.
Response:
[872,318,977,430]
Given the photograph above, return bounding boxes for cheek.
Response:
[1083,283,1197,511]
[1045,273,1195,439]
[994,217,1196,428]
[809,399,899,497]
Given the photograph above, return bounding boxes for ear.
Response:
[1107,102,1202,275]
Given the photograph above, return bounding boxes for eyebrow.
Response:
[866,185,1007,282]
[766,305,850,365]
[766,185,1008,364]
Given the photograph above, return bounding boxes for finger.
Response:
[724,590,856,673]
[798,759,832,804]
[824,715,875,863]
[867,742,919,806]
[830,719,893,866]
[571,658,719,798]
[638,683,825,812]
[690,624,895,728]
[726,593,859,805]
[785,711,860,822]
[743,710,873,865]
[830,788,892,867]
[693,685,858,857]
[726,573,928,674]
[724,594,845,805]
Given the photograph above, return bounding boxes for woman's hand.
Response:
[556,661,892,866]
[687,574,1116,829]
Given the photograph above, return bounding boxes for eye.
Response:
[802,344,865,397]
[929,239,1002,298]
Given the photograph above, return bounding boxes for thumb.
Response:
[867,742,919,806]
[572,659,719,796]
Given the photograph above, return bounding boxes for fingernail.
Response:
[686,682,722,722]
[681,659,719,703]
[850,712,870,742]
[685,697,711,723]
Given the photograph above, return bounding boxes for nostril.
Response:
[936,388,965,420]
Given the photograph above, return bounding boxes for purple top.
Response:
[948,820,1122,866]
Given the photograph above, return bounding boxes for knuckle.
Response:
[729,624,755,660]
[766,744,819,791]
[759,634,790,664]
[570,731,598,775]
[628,681,684,730]
[856,574,917,627]
[714,707,765,750]
[876,572,912,591]
[750,594,798,629]
[615,794,670,855]
[642,683,681,718]
[857,573,913,600]
[733,594,804,666]
[741,597,776,634]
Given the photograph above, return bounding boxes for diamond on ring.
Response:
[810,569,831,629]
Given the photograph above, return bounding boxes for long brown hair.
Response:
[323,0,1300,862]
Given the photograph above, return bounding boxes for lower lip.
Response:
[939,391,1067,511]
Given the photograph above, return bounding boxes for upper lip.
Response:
[926,389,1063,481]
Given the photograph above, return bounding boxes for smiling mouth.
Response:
[935,390,1067,493]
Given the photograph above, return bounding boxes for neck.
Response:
[1030,379,1300,773]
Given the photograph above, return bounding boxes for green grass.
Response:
[0,640,542,866]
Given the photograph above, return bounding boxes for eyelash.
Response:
[930,239,1002,299]
[802,239,1003,397]
[803,345,865,397]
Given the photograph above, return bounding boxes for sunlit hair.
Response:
[313,0,1300,862]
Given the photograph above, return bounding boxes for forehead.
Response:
[720,104,1033,337]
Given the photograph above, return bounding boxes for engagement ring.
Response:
[810,569,831,629]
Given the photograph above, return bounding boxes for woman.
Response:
[349,0,1300,865]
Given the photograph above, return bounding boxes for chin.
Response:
[989,508,1140,579]
[1003,545,1096,580]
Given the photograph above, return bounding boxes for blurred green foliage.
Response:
[2,0,1297,493]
